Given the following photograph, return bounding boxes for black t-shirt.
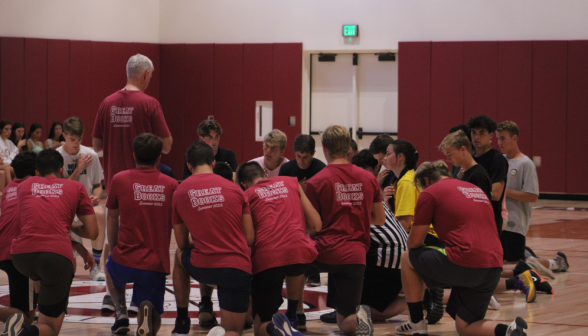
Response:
[452,165,461,178]
[473,148,508,234]
[278,158,326,181]
[461,164,492,201]
[182,147,238,179]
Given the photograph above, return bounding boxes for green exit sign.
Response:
[342,25,358,37]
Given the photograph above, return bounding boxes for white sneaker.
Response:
[90,265,106,281]
[506,317,527,336]
[489,295,501,310]
[355,305,374,336]
[395,319,427,335]
[207,326,225,336]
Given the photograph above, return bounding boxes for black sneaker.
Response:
[1,313,25,336]
[513,260,532,277]
[425,288,444,325]
[506,317,527,336]
[319,310,337,324]
[111,315,130,335]
[295,313,306,331]
[524,246,538,258]
[171,317,191,336]
[198,302,218,327]
[102,294,115,313]
[530,269,554,294]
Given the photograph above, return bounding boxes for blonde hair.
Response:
[414,160,450,189]
[322,125,351,158]
[439,130,471,152]
[264,129,287,151]
[496,120,519,137]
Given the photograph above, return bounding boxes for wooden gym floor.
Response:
[1,199,587,335]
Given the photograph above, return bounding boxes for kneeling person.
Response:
[172,141,254,336]
[237,162,321,336]
[105,133,178,335]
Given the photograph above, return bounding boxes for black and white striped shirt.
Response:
[367,203,408,269]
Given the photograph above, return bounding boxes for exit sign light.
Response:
[342,25,358,37]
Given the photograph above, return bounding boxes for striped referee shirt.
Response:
[367,203,408,269]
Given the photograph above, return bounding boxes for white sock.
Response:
[549,259,559,271]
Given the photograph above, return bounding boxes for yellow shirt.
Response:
[394,170,438,238]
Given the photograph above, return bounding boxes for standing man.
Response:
[182,120,238,181]
[250,130,289,178]
[467,115,508,236]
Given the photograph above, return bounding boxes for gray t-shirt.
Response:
[504,155,539,236]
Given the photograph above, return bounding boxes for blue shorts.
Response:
[106,256,167,314]
[181,248,251,313]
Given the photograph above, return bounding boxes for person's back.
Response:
[0,179,25,262]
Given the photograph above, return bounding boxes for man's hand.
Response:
[17,139,26,149]
[89,195,100,206]
[299,177,308,190]
[377,169,390,186]
[457,168,465,180]
[383,185,396,203]
[81,249,96,271]
[77,154,93,171]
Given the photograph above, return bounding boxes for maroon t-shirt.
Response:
[245,177,318,274]
[92,90,171,192]
[106,167,178,274]
[413,178,503,268]
[0,179,25,261]
[172,173,252,274]
[11,176,95,265]
[304,164,382,265]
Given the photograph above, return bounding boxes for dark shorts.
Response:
[251,263,311,322]
[424,234,441,247]
[0,260,35,313]
[12,252,73,318]
[409,247,501,324]
[501,231,526,262]
[106,256,167,314]
[361,265,402,313]
[181,248,251,313]
[306,262,365,318]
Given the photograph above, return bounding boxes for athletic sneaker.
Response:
[295,313,306,331]
[90,265,106,281]
[271,313,303,336]
[306,273,321,287]
[514,271,536,303]
[111,315,130,335]
[506,317,528,336]
[355,305,374,336]
[137,301,154,336]
[129,300,139,315]
[554,251,569,272]
[489,296,501,310]
[102,294,115,312]
[171,317,191,336]
[524,246,538,258]
[1,313,25,336]
[424,288,444,325]
[319,310,337,324]
[530,269,554,294]
[198,301,218,327]
[207,326,226,336]
[513,260,532,277]
[395,319,428,335]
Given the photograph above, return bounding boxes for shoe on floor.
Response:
[295,313,306,331]
[111,315,130,335]
[555,252,569,272]
[207,326,225,336]
[171,316,191,336]
[488,295,501,310]
[136,301,154,336]
[320,310,337,324]
[271,313,303,336]
[356,305,374,336]
[506,317,528,336]
[129,300,139,315]
[530,269,554,294]
[198,301,218,327]
[425,288,444,324]
[395,319,428,335]
[102,294,115,313]
[515,271,536,303]
[1,313,25,336]
[90,265,106,281]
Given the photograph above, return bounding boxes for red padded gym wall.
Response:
[398,42,432,162]
[463,42,498,124]
[90,42,117,147]
[24,39,48,131]
[497,41,533,156]
[566,41,588,194]
[48,40,70,126]
[1,38,25,122]
[112,42,135,89]
[243,44,273,162]
[532,41,568,193]
[214,44,244,163]
[159,44,186,176]
[273,43,302,161]
[134,43,161,101]
[430,42,464,161]
[185,44,214,153]
[70,41,92,144]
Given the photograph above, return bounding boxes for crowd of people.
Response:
[0,54,571,336]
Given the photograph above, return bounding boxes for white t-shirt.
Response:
[249,156,289,178]
[0,138,18,164]
[57,145,104,196]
